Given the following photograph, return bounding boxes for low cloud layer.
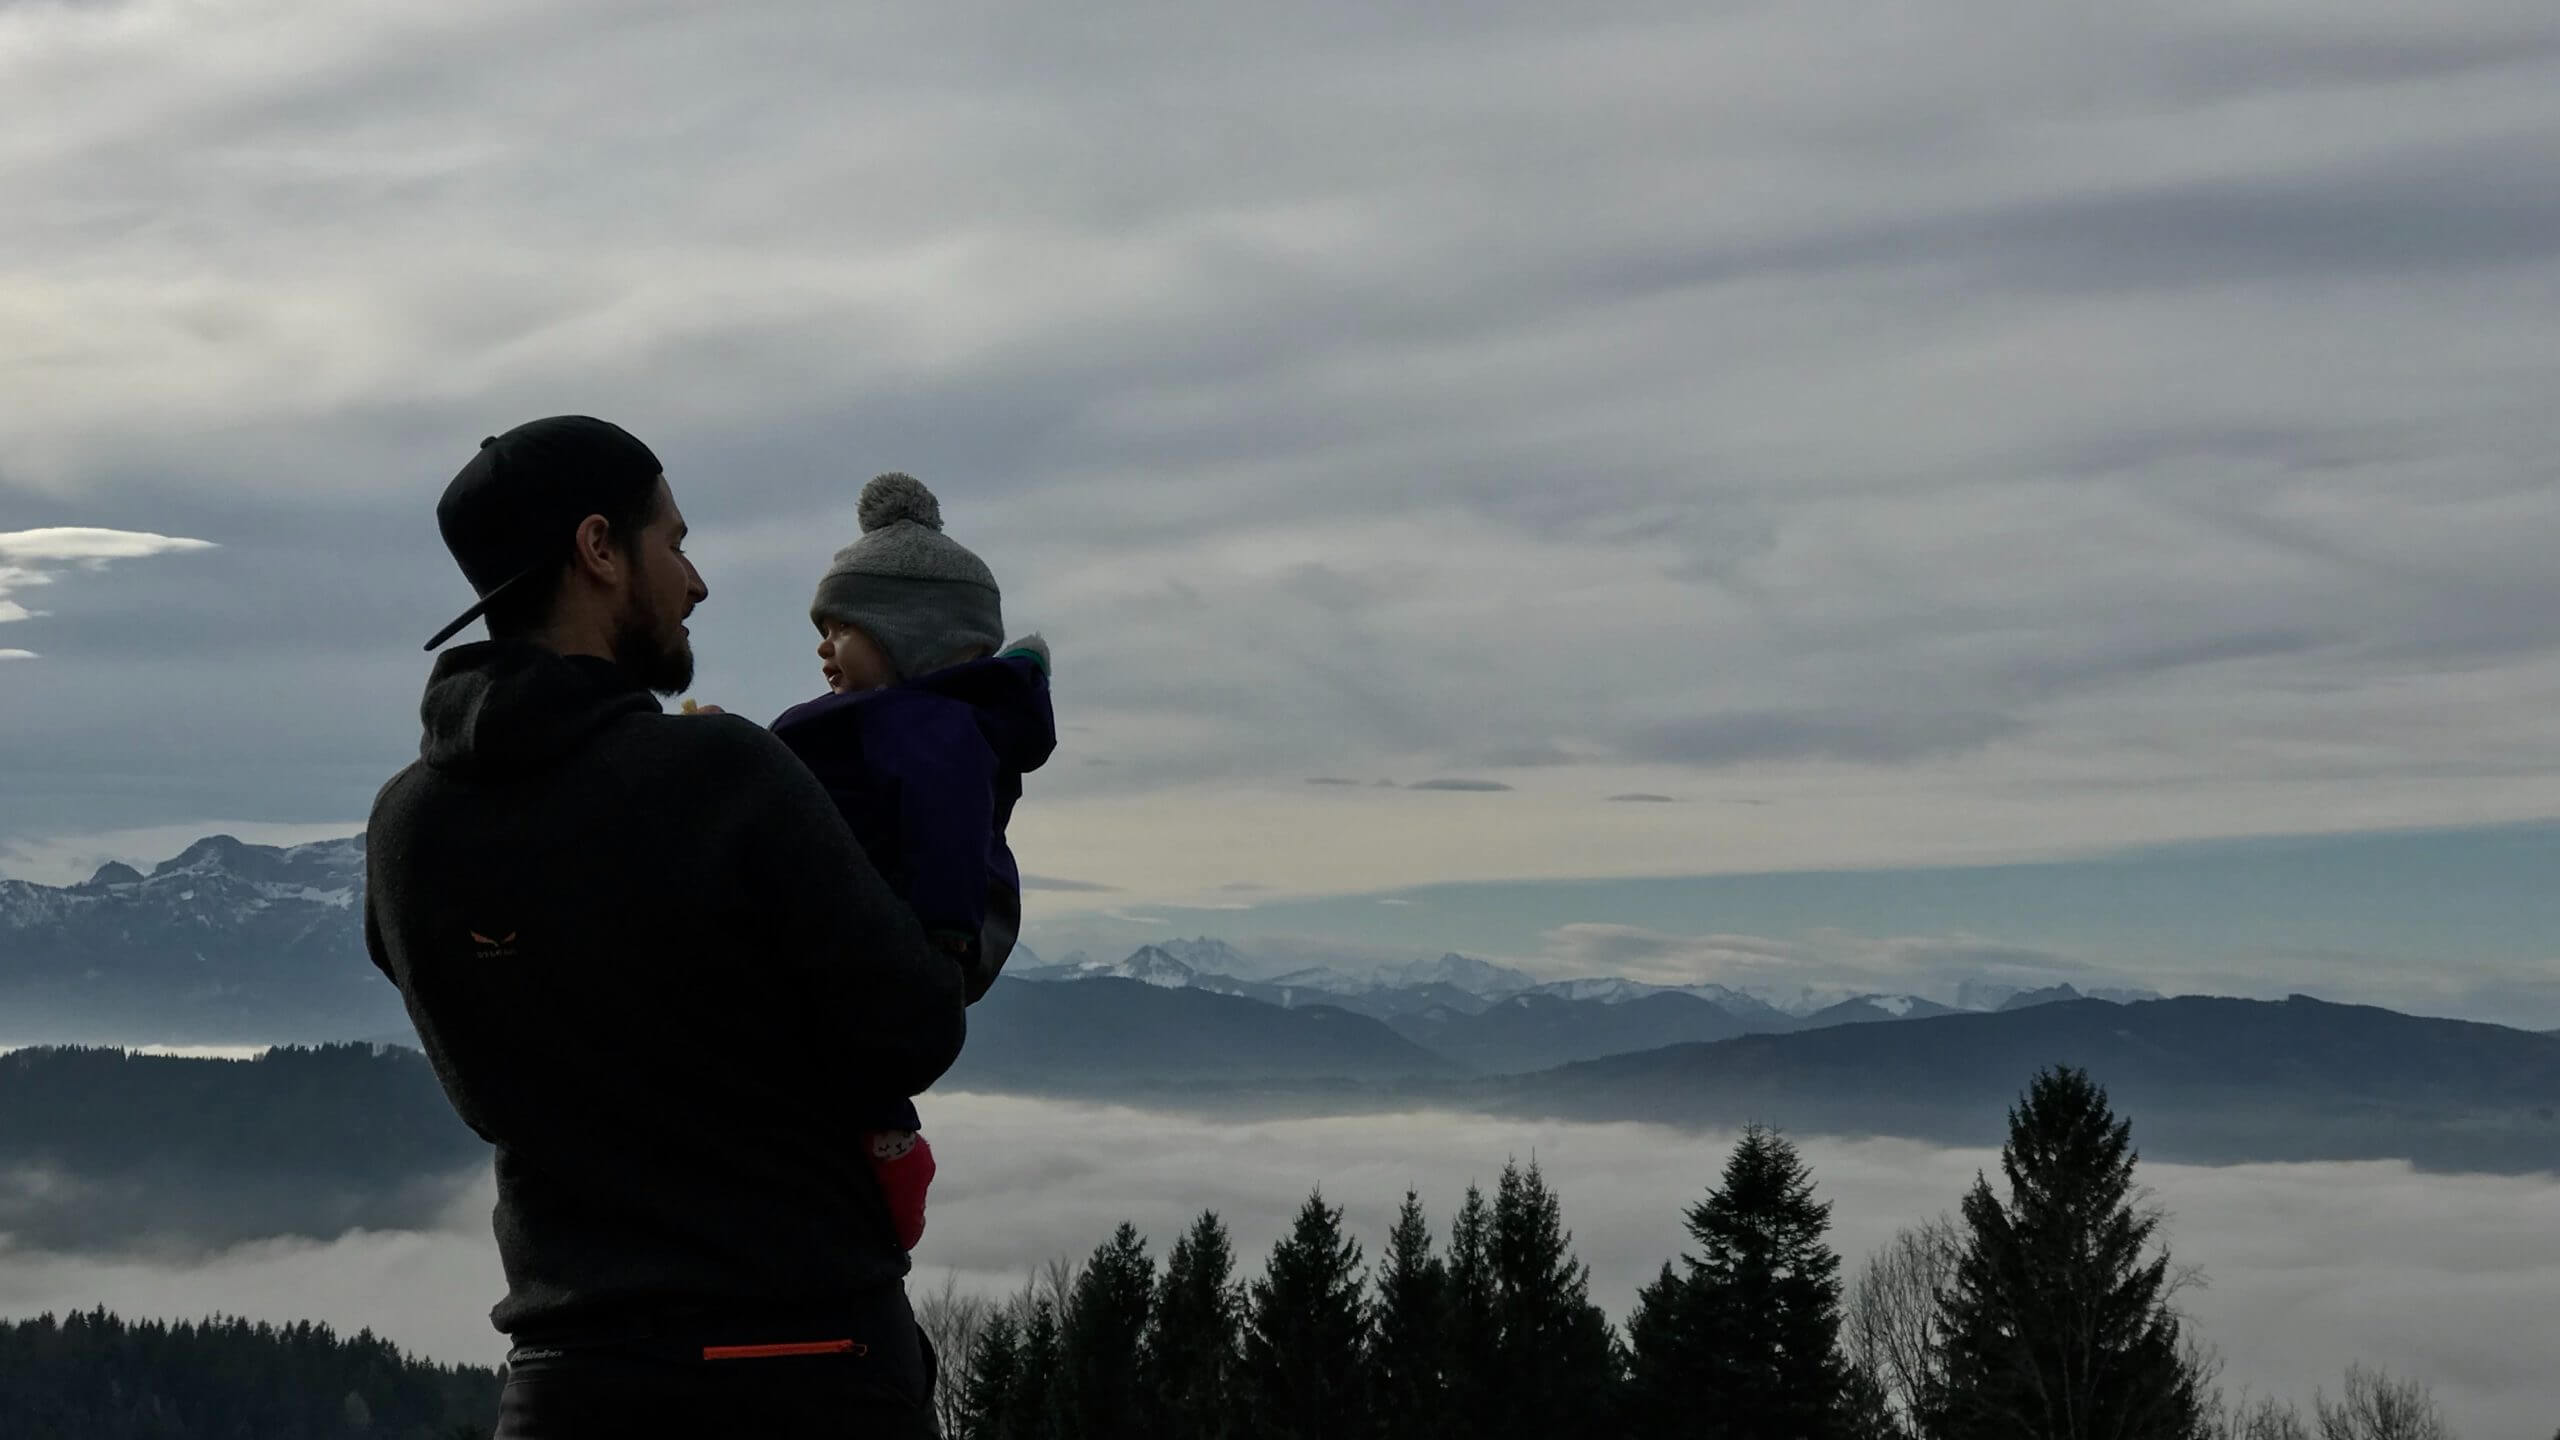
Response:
[4,1097,2553,1432]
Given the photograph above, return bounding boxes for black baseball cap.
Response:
[424,416,665,651]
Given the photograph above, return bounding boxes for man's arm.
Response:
[709,720,968,1099]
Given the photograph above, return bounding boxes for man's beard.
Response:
[609,561,694,695]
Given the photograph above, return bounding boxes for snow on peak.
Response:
[82,862,146,889]
[1384,952,1535,997]
[1263,965,1372,995]
[1110,946,1202,988]
[1157,937,1254,975]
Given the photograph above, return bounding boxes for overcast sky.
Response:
[6,0,2560,1008]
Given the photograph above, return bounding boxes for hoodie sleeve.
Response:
[707,719,967,1100]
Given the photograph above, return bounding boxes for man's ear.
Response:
[566,513,621,589]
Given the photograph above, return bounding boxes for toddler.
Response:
[768,471,1056,1251]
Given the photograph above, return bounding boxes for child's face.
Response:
[817,619,896,693]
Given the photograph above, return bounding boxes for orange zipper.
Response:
[700,1339,867,1361]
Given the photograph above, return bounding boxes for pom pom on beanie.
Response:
[859,472,944,533]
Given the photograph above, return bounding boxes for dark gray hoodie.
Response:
[364,640,965,1344]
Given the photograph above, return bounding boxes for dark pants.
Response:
[495,1324,937,1439]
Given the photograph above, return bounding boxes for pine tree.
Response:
[1927,1067,2205,1440]
[1622,1260,1700,1437]
[1011,1297,1067,1440]
[960,1307,1023,1440]
[1487,1158,1619,1438]
[1368,1190,1451,1439]
[1625,1124,1857,1438]
[1242,1188,1371,1439]
[1442,1182,1505,1437]
[1143,1210,1244,1440]
[1060,1223,1154,1439]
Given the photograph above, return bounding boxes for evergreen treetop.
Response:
[1929,1067,2204,1440]
[1242,1189,1370,1440]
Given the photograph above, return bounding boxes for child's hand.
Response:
[678,699,725,716]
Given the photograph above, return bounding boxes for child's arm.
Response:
[871,699,1002,957]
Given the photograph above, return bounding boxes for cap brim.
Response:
[422,565,543,651]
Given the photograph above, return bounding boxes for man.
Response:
[365,416,964,1437]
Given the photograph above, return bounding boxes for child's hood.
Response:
[908,653,1057,773]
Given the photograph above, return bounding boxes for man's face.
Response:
[610,477,708,696]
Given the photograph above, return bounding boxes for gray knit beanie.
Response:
[810,473,1003,681]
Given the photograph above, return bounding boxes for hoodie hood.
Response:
[909,653,1057,774]
[419,640,660,776]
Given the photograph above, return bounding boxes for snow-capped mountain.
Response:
[1011,945,1296,1005]
[1107,946,1204,988]
[1,835,364,953]
[1955,980,2026,1011]
[0,834,391,1043]
[1529,977,1667,1005]
[1799,993,1963,1026]
[1734,984,1878,1018]
[1381,952,1537,998]
[1262,965,1374,996]
[1957,980,2164,1012]
[1155,937,1261,978]
[1858,994,1947,1020]
[1526,977,1796,1023]
[2086,986,2164,1005]
[1016,945,1202,989]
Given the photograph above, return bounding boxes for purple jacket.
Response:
[771,652,1056,1005]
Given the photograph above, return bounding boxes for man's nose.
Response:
[686,559,708,604]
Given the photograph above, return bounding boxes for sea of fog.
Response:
[5,1094,2555,1434]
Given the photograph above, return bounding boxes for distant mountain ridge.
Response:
[0,833,2161,1058]
[0,835,390,1044]
[947,977,1452,1092]
[1007,944,2005,1070]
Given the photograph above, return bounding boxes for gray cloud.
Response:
[1019,874,1119,894]
[1626,710,2026,768]
[1608,793,1677,803]
[1404,778,1514,793]
[3,0,2560,891]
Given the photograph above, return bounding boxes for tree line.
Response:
[0,1309,498,1440]
[924,1066,2485,1440]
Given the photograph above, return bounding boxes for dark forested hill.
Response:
[1386,990,1753,1073]
[0,1309,500,1440]
[1503,994,2560,1172]
[0,1044,485,1250]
